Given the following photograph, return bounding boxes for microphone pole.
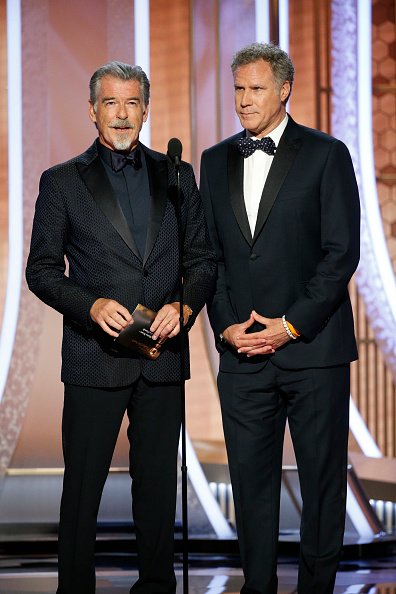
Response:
[167,138,189,594]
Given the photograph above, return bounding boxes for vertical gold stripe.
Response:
[150,0,192,161]
[269,0,279,45]
[313,0,321,130]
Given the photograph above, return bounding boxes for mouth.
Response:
[109,121,135,132]
[110,126,132,132]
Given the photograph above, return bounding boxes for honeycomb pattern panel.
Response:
[372,0,396,272]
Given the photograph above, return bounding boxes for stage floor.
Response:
[1,556,396,593]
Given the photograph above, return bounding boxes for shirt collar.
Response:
[247,113,288,146]
[96,138,141,169]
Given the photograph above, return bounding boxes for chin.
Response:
[113,138,134,151]
[241,118,257,130]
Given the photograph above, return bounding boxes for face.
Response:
[233,60,290,138]
[89,75,149,152]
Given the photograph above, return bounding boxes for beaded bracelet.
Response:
[282,315,297,340]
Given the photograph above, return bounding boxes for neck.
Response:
[253,110,286,139]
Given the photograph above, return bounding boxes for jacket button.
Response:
[250,253,258,260]
[143,269,149,277]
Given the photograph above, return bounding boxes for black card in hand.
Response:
[114,304,166,360]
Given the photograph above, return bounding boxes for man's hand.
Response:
[236,311,290,357]
[90,298,132,338]
[222,313,275,355]
[150,302,191,341]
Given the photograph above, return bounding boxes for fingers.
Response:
[226,313,293,356]
[237,337,270,350]
[223,321,249,348]
[241,314,255,330]
[237,332,275,353]
[237,331,266,344]
[236,313,280,353]
[251,310,268,325]
[151,304,181,340]
[237,339,275,353]
[245,345,276,357]
[90,298,132,338]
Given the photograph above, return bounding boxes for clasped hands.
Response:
[222,310,291,357]
[90,298,190,340]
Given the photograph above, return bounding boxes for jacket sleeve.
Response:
[286,140,360,340]
[25,169,98,330]
[179,162,217,327]
[199,152,238,339]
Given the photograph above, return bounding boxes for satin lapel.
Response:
[143,151,168,265]
[76,156,141,259]
[253,127,302,243]
[228,141,252,245]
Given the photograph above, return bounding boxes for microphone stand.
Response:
[173,154,189,594]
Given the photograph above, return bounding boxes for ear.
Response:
[280,81,291,103]
[88,101,97,124]
[142,102,150,123]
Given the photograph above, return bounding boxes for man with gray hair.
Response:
[200,43,360,593]
[26,61,216,594]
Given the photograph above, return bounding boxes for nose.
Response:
[240,89,252,106]
[116,104,128,119]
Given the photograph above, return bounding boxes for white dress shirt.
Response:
[243,114,289,235]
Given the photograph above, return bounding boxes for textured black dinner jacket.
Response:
[200,116,360,373]
[26,141,216,387]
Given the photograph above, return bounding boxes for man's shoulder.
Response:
[300,124,336,143]
[43,142,97,179]
[288,119,354,172]
[289,118,342,148]
[201,132,243,158]
[293,121,353,165]
[141,143,167,162]
[142,143,195,179]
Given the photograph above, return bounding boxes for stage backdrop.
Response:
[0,0,395,537]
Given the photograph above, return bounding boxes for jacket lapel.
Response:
[228,139,253,246]
[143,148,168,265]
[76,144,141,259]
[253,118,302,243]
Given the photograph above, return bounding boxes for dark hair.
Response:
[231,42,294,102]
[89,61,150,108]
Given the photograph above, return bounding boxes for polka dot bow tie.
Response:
[237,136,276,158]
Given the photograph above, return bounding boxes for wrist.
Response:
[182,303,193,325]
[183,304,193,317]
[220,325,232,343]
[281,315,299,340]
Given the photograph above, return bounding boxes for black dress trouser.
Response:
[56,376,181,594]
[218,360,350,594]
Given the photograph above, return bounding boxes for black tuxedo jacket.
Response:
[26,141,216,387]
[200,117,360,373]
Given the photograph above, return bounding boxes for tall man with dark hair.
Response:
[26,61,216,594]
[200,43,360,594]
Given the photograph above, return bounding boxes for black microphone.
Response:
[167,138,183,167]
[167,135,188,590]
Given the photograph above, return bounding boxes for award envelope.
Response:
[114,304,166,360]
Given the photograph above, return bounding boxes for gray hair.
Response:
[89,61,150,109]
[231,42,294,102]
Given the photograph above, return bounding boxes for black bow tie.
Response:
[237,136,276,158]
[110,149,142,172]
